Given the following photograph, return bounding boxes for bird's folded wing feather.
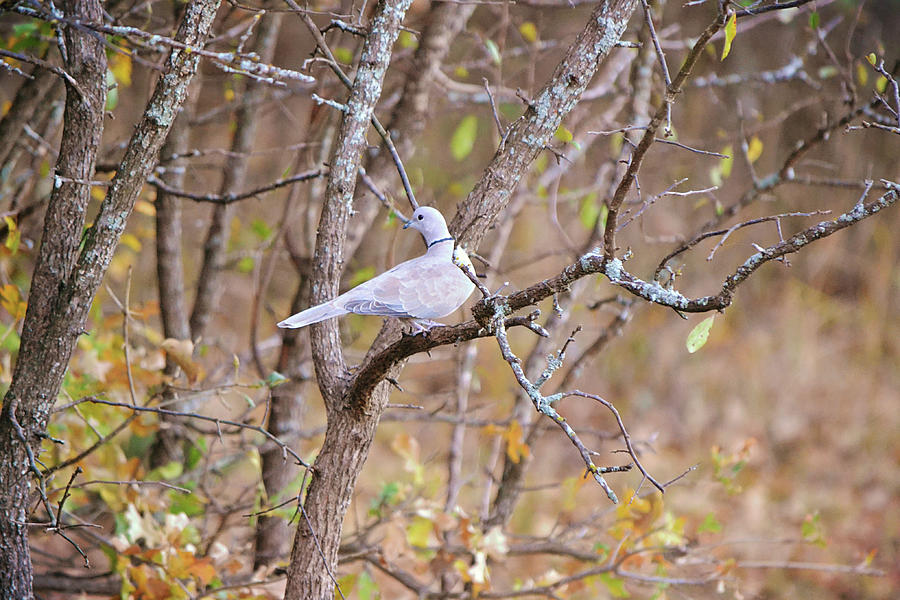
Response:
[339,258,461,319]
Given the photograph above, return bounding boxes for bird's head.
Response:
[403,206,452,247]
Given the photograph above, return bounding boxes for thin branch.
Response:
[84,397,311,469]
[147,168,326,204]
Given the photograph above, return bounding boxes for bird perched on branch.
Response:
[277,206,476,331]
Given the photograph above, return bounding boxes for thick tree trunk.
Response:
[0,0,107,594]
[256,2,475,567]
[0,1,221,596]
[283,2,637,598]
[283,0,413,596]
[284,380,394,599]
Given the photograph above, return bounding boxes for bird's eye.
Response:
[417,214,424,220]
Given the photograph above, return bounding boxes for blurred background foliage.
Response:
[1,0,898,598]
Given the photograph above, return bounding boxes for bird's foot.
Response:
[404,319,443,337]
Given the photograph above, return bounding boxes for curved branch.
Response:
[603,11,727,257]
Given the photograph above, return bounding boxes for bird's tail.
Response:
[277,301,347,329]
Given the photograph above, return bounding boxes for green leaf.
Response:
[485,39,501,66]
[356,569,379,600]
[333,46,354,64]
[237,256,255,273]
[398,30,417,49]
[185,438,206,471]
[818,65,838,79]
[686,316,715,353]
[808,11,819,30]
[698,512,722,534]
[250,218,272,241]
[721,12,737,60]
[169,486,206,517]
[802,512,828,548]
[368,481,401,516]
[450,115,478,161]
[12,22,39,37]
[579,193,600,230]
[265,371,288,388]
[105,70,118,111]
[149,460,183,481]
[599,572,630,598]
[866,53,877,66]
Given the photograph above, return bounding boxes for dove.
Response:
[277,206,476,330]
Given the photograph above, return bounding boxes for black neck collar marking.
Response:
[427,236,455,248]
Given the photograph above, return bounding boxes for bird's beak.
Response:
[402,219,412,229]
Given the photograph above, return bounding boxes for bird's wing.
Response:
[338,259,419,317]
[337,256,474,320]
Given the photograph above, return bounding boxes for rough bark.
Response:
[283,4,638,598]
[0,1,220,596]
[283,0,413,597]
[257,4,475,565]
[0,0,107,594]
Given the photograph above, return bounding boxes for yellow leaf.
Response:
[161,338,205,383]
[406,515,432,548]
[746,136,763,164]
[554,126,574,144]
[856,62,869,86]
[503,420,530,464]
[91,185,106,201]
[519,22,538,43]
[720,145,734,178]
[866,53,877,66]
[0,284,26,320]
[109,51,132,86]
[721,12,737,60]
[876,76,888,93]
[120,233,142,252]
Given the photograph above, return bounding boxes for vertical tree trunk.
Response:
[283,0,413,596]
[284,379,396,599]
[256,2,475,567]
[0,0,107,594]
[0,1,221,596]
